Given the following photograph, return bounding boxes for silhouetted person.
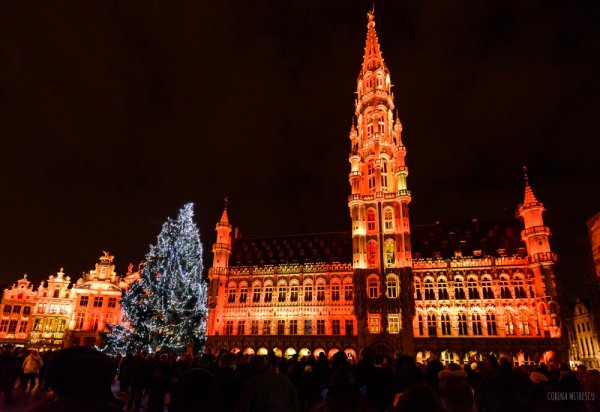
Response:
[119,352,134,392]
[22,350,43,391]
[215,351,243,412]
[127,351,148,410]
[30,346,124,412]
[169,368,219,412]
[314,369,370,412]
[438,363,473,412]
[0,346,19,405]
[391,383,444,412]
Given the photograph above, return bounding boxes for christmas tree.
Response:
[106,203,208,354]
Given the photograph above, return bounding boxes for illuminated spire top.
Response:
[523,166,538,205]
[219,197,230,225]
[361,7,386,75]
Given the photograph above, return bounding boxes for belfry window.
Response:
[384,208,394,232]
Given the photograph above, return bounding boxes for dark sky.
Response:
[0,1,598,300]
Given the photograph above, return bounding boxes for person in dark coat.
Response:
[169,368,219,412]
[119,353,134,392]
[438,363,473,412]
[0,346,19,405]
[127,351,148,410]
[215,351,243,412]
[29,346,124,412]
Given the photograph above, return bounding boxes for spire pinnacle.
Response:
[361,6,386,75]
[523,166,538,204]
[219,197,230,225]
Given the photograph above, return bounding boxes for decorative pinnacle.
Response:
[224,196,229,210]
[522,166,538,204]
[523,166,529,187]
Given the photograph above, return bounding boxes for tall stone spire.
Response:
[361,8,386,76]
[523,166,539,205]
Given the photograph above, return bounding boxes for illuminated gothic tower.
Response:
[348,10,414,352]
[207,200,233,335]
[518,169,561,337]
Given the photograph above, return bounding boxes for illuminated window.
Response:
[344,284,353,301]
[482,277,494,299]
[317,283,325,301]
[505,313,515,335]
[0,320,8,332]
[458,313,468,336]
[3,305,11,315]
[414,280,422,300]
[23,306,31,316]
[239,287,248,303]
[290,320,298,335]
[454,278,466,299]
[32,318,42,332]
[427,313,437,336]
[472,313,483,336]
[384,208,394,231]
[386,275,398,298]
[237,321,245,335]
[108,298,117,308]
[367,209,376,232]
[48,304,58,314]
[345,320,354,335]
[441,313,451,335]
[79,296,89,307]
[388,315,400,334]
[304,320,312,335]
[290,285,299,302]
[227,287,236,303]
[264,286,273,302]
[467,279,479,299]
[437,279,449,300]
[76,312,85,329]
[263,320,271,335]
[367,241,378,267]
[8,320,17,333]
[277,320,285,335]
[304,284,313,301]
[53,290,59,298]
[332,320,341,335]
[90,314,99,331]
[385,241,395,266]
[417,314,424,335]
[369,315,380,334]
[499,277,511,299]
[487,313,498,335]
[317,320,325,335]
[252,286,261,303]
[381,161,388,189]
[225,321,234,335]
[330,283,339,301]
[520,312,530,335]
[368,163,376,189]
[12,305,21,314]
[368,276,379,299]
[251,321,259,335]
[424,279,435,300]
[18,321,27,333]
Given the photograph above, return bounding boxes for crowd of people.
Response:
[1,344,600,412]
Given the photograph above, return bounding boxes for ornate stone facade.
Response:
[0,275,37,345]
[206,10,566,364]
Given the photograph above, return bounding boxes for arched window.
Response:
[487,312,498,335]
[367,209,376,232]
[441,312,451,335]
[520,311,530,335]
[227,284,237,303]
[386,274,398,299]
[290,283,299,302]
[467,277,479,299]
[385,240,396,266]
[482,277,494,299]
[499,276,511,299]
[368,276,380,299]
[458,313,468,336]
[514,276,526,298]
[344,279,353,301]
[505,312,515,335]
[424,279,435,300]
[381,161,389,189]
[277,282,287,302]
[427,313,437,336]
[454,277,466,299]
[239,283,248,303]
[264,282,273,303]
[252,282,261,303]
[414,279,422,300]
[437,278,449,300]
[331,281,340,301]
[472,313,483,336]
[303,281,313,302]
[383,208,394,232]
[417,314,424,336]
[367,240,378,268]
[53,290,60,298]
[367,165,376,190]
[316,281,326,301]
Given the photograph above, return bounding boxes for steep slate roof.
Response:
[228,220,526,267]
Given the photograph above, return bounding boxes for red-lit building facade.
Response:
[206,10,565,363]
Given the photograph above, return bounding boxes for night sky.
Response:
[0,1,598,300]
